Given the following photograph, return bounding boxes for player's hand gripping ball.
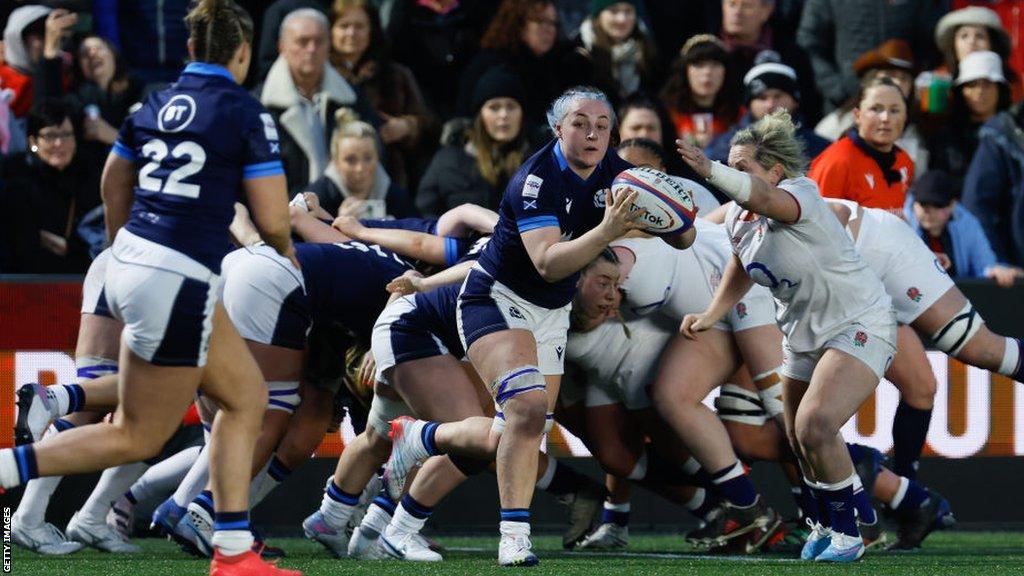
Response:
[611,167,697,236]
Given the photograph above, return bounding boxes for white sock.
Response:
[627,453,648,481]
[248,463,277,508]
[998,338,1021,376]
[78,462,150,524]
[212,529,253,557]
[13,425,64,525]
[604,501,630,513]
[389,502,428,534]
[360,502,393,536]
[889,476,910,509]
[534,459,556,490]
[172,448,210,508]
[0,450,21,489]
[499,520,530,537]
[320,490,356,529]
[129,446,202,503]
[683,488,706,512]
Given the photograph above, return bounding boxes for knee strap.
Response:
[545,412,554,434]
[931,303,983,356]
[266,381,301,413]
[75,355,119,383]
[491,410,506,434]
[491,365,546,407]
[753,368,785,418]
[715,384,768,426]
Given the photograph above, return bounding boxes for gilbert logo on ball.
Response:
[611,167,697,235]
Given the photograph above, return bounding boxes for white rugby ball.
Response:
[611,167,698,235]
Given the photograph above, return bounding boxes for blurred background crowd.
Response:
[0,0,1021,284]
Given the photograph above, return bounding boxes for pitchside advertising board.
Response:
[1,279,1022,459]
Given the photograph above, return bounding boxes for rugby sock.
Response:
[818,475,858,538]
[799,478,820,525]
[249,456,292,507]
[421,421,441,457]
[79,461,149,524]
[890,476,930,513]
[321,480,360,528]
[710,461,757,507]
[128,446,201,503]
[499,509,531,538]
[601,501,630,527]
[194,490,216,517]
[13,423,68,525]
[892,401,932,480]
[46,384,85,417]
[211,511,253,557]
[0,445,38,489]
[684,488,719,520]
[362,496,396,536]
[392,494,433,534]
[998,338,1023,382]
[851,474,877,525]
[171,448,209,508]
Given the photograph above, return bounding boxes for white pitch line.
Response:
[445,547,805,563]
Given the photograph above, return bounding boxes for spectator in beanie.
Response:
[905,169,1023,286]
[416,66,529,216]
[328,0,437,190]
[660,34,743,148]
[705,53,830,163]
[815,38,930,172]
[961,95,1024,267]
[809,76,915,214]
[576,0,659,105]
[458,0,592,131]
[928,50,1012,181]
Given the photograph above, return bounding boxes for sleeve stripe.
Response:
[444,237,458,266]
[243,160,285,179]
[517,215,560,233]
[111,141,136,161]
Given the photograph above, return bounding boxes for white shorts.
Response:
[81,248,113,317]
[221,245,309,349]
[457,267,570,376]
[856,210,954,324]
[781,321,897,382]
[104,230,221,367]
[372,296,455,385]
[729,284,777,332]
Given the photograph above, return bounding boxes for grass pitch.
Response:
[9,531,1024,575]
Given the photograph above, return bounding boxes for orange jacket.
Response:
[808,136,915,214]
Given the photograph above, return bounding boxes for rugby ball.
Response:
[611,167,697,235]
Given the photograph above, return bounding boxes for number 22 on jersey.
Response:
[138,138,207,198]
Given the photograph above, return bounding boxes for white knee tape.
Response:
[266,381,301,413]
[753,367,785,418]
[544,413,554,434]
[491,410,507,435]
[368,394,411,436]
[715,384,768,425]
[75,355,119,383]
[491,366,546,408]
[931,303,983,356]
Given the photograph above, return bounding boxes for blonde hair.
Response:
[330,108,379,158]
[466,115,526,187]
[729,109,806,180]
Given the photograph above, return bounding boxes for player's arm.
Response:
[663,226,697,249]
[523,190,645,282]
[333,216,447,265]
[703,203,731,224]
[677,140,800,225]
[244,174,299,268]
[681,254,753,338]
[435,203,499,237]
[229,203,263,246]
[100,152,137,242]
[387,260,474,296]
[291,205,350,243]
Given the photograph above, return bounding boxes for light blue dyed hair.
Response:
[546,86,616,134]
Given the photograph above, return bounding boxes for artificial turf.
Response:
[9,531,1024,575]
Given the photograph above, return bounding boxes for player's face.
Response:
[687,60,726,101]
[557,99,613,170]
[619,108,662,144]
[597,3,637,44]
[854,85,907,152]
[961,78,1000,121]
[749,88,797,120]
[480,97,523,143]
[521,3,557,56]
[332,7,371,61]
[575,260,621,321]
[728,144,780,186]
[77,37,116,87]
[281,16,329,79]
[30,118,76,171]
[955,25,991,62]
[334,136,378,195]
[617,145,664,171]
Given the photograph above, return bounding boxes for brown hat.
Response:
[852,39,915,78]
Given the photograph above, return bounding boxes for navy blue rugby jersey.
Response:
[112,62,284,272]
[296,241,414,343]
[476,139,633,308]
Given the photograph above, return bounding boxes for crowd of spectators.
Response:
[0,0,1022,284]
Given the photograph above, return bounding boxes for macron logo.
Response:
[864,173,875,189]
[523,175,543,198]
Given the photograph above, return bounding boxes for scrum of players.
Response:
[4,4,1024,571]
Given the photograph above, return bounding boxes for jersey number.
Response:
[138,139,207,198]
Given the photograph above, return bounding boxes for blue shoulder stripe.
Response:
[517,215,559,233]
[112,140,136,161]
[243,160,285,179]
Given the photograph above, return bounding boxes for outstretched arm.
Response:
[334,216,448,265]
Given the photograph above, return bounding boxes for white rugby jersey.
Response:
[724,177,894,352]
[566,314,674,392]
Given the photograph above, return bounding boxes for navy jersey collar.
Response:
[552,140,604,184]
[182,62,235,82]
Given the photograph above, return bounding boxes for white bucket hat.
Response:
[955,50,1006,86]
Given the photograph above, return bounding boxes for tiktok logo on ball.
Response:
[157,95,198,133]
